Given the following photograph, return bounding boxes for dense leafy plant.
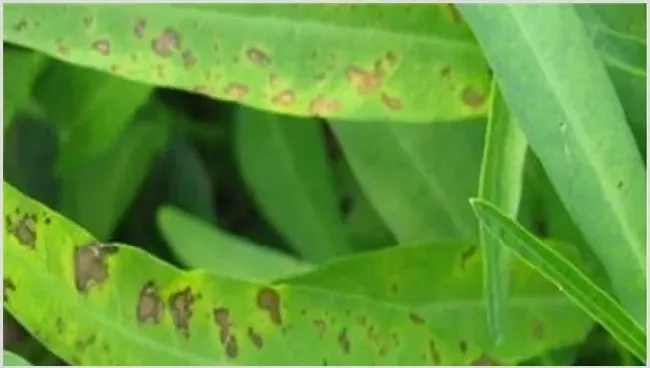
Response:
[3,3,646,366]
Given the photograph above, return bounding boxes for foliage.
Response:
[2,3,646,366]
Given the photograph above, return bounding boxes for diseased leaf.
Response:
[4,350,33,366]
[470,198,647,363]
[59,99,173,240]
[477,81,528,342]
[4,181,547,366]
[34,60,153,173]
[235,107,350,262]
[4,4,490,123]
[157,206,312,282]
[458,4,647,325]
[283,239,594,363]
[3,45,48,129]
[331,118,485,244]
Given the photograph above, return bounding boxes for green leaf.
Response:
[4,180,541,366]
[477,80,528,342]
[458,4,646,325]
[157,206,312,282]
[34,60,153,173]
[4,4,490,122]
[59,99,173,240]
[4,350,33,366]
[235,107,350,262]
[469,198,647,363]
[331,118,485,244]
[3,45,48,129]
[283,239,594,363]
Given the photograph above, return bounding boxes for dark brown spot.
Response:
[151,27,181,57]
[7,213,38,248]
[462,87,486,109]
[381,92,403,111]
[313,319,327,338]
[226,336,238,359]
[12,20,28,32]
[74,243,118,293]
[310,97,340,116]
[460,245,477,270]
[169,287,197,338]
[182,50,197,69]
[92,39,111,56]
[531,320,544,340]
[257,287,283,326]
[429,340,441,365]
[346,65,384,95]
[225,83,249,101]
[471,354,500,366]
[272,90,295,107]
[3,278,16,302]
[56,317,65,334]
[83,16,93,29]
[56,40,70,56]
[248,327,263,349]
[44,217,51,225]
[213,308,238,358]
[75,335,96,352]
[246,47,271,67]
[134,18,147,39]
[338,328,351,354]
[448,4,463,24]
[459,340,468,354]
[137,281,163,324]
[409,312,425,325]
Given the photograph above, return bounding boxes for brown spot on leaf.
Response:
[92,39,111,56]
[272,90,295,107]
[246,47,271,67]
[182,50,197,69]
[441,66,451,80]
[75,335,96,352]
[257,287,283,326]
[338,328,350,354]
[56,317,65,334]
[74,243,118,293]
[409,312,425,325]
[213,308,238,358]
[4,278,16,302]
[429,340,441,365]
[7,213,38,248]
[44,217,51,225]
[381,93,403,111]
[225,83,249,101]
[462,87,486,109]
[137,281,163,324]
[385,51,398,68]
[346,65,384,95]
[56,40,70,56]
[310,97,340,116]
[83,16,93,29]
[12,20,28,32]
[248,327,263,349]
[390,282,399,295]
[151,27,181,57]
[471,354,501,365]
[314,319,327,338]
[169,287,197,338]
[617,181,624,189]
[134,18,146,39]
[531,320,544,340]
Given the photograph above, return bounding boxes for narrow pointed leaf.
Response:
[470,198,646,362]
[476,81,528,342]
[458,4,646,324]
